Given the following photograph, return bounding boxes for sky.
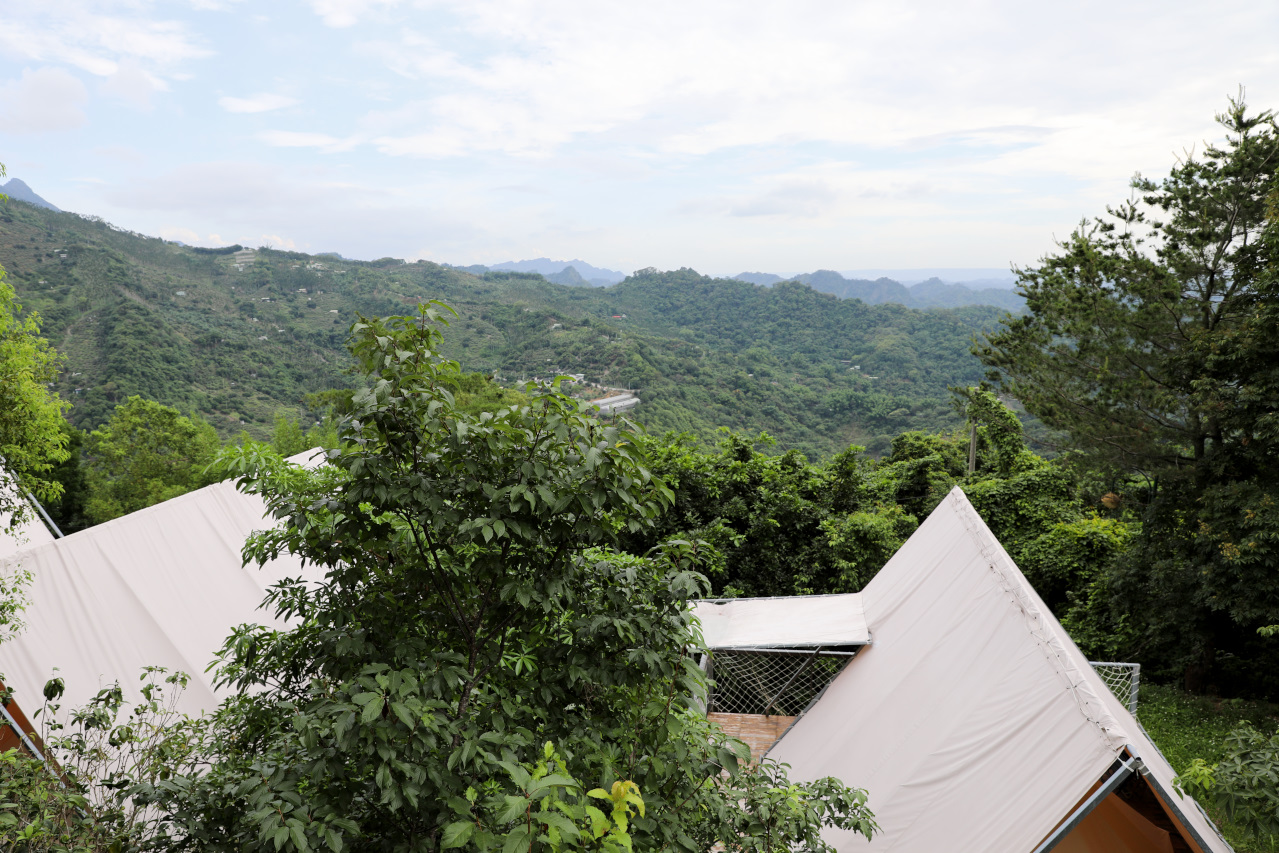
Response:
[0,0,1276,279]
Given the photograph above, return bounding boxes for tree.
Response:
[978,98,1277,474]
[975,98,1279,691]
[82,396,222,524]
[135,306,875,852]
[0,172,70,528]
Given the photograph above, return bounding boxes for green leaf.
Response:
[585,805,610,839]
[390,701,415,729]
[536,810,580,839]
[441,821,475,849]
[715,747,740,776]
[290,823,311,853]
[361,696,385,724]
[496,794,531,824]
[501,827,533,853]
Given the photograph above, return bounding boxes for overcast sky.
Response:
[1,0,1275,278]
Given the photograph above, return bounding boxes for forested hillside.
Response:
[0,200,1002,457]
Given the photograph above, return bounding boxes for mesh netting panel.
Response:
[709,651,852,716]
[1089,661,1141,714]
[708,654,1139,717]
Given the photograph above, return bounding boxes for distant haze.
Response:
[836,269,1018,288]
[487,258,625,285]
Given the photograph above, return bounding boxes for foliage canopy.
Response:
[133,306,875,853]
[82,395,222,524]
[0,263,69,527]
[977,99,1279,689]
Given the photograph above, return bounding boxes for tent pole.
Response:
[1141,766,1229,853]
[0,700,46,763]
[1031,754,1138,853]
[23,489,64,538]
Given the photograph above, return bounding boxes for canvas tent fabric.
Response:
[692,593,869,649]
[0,451,325,723]
[0,488,56,560]
[762,487,1229,853]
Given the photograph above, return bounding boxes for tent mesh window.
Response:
[1088,661,1141,714]
[707,649,854,716]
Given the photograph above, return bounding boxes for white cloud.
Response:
[258,130,360,152]
[156,225,203,244]
[730,182,840,219]
[93,145,146,162]
[309,0,403,28]
[100,58,161,110]
[95,161,491,262]
[219,93,300,113]
[259,130,339,146]
[0,67,89,133]
[256,233,299,250]
[335,0,1276,198]
[0,2,211,80]
[105,161,334,213]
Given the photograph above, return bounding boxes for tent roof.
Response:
[765,487,1229,853]
[692,593,868,649]
[0,450,325,721]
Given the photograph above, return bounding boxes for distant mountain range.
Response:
[460,258,627,287]
[2,178,60,212]
[0,196,1005,458]
[456,260,1023,311]
[836,268,1018,288]
[2,178,1018,313]
[733,269,1023,311]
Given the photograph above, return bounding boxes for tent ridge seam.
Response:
[948,490,1124,756]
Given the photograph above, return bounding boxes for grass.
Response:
[1138,683,1279,852]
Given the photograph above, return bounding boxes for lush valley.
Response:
[0,198,1007,458]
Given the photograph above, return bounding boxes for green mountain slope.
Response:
[0,199,1008,457]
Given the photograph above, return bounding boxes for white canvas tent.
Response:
[0,451,324,721]
[696,487,1231,853]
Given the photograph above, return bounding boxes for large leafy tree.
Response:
[82,396,223,524]
[976,99,1279,690]
[137,306,875,853]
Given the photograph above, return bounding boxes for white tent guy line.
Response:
[700,488,1230,853]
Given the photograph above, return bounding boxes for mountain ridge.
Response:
[2,178,60,212]
[731,269,1024,311]
[485,257,625,286]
